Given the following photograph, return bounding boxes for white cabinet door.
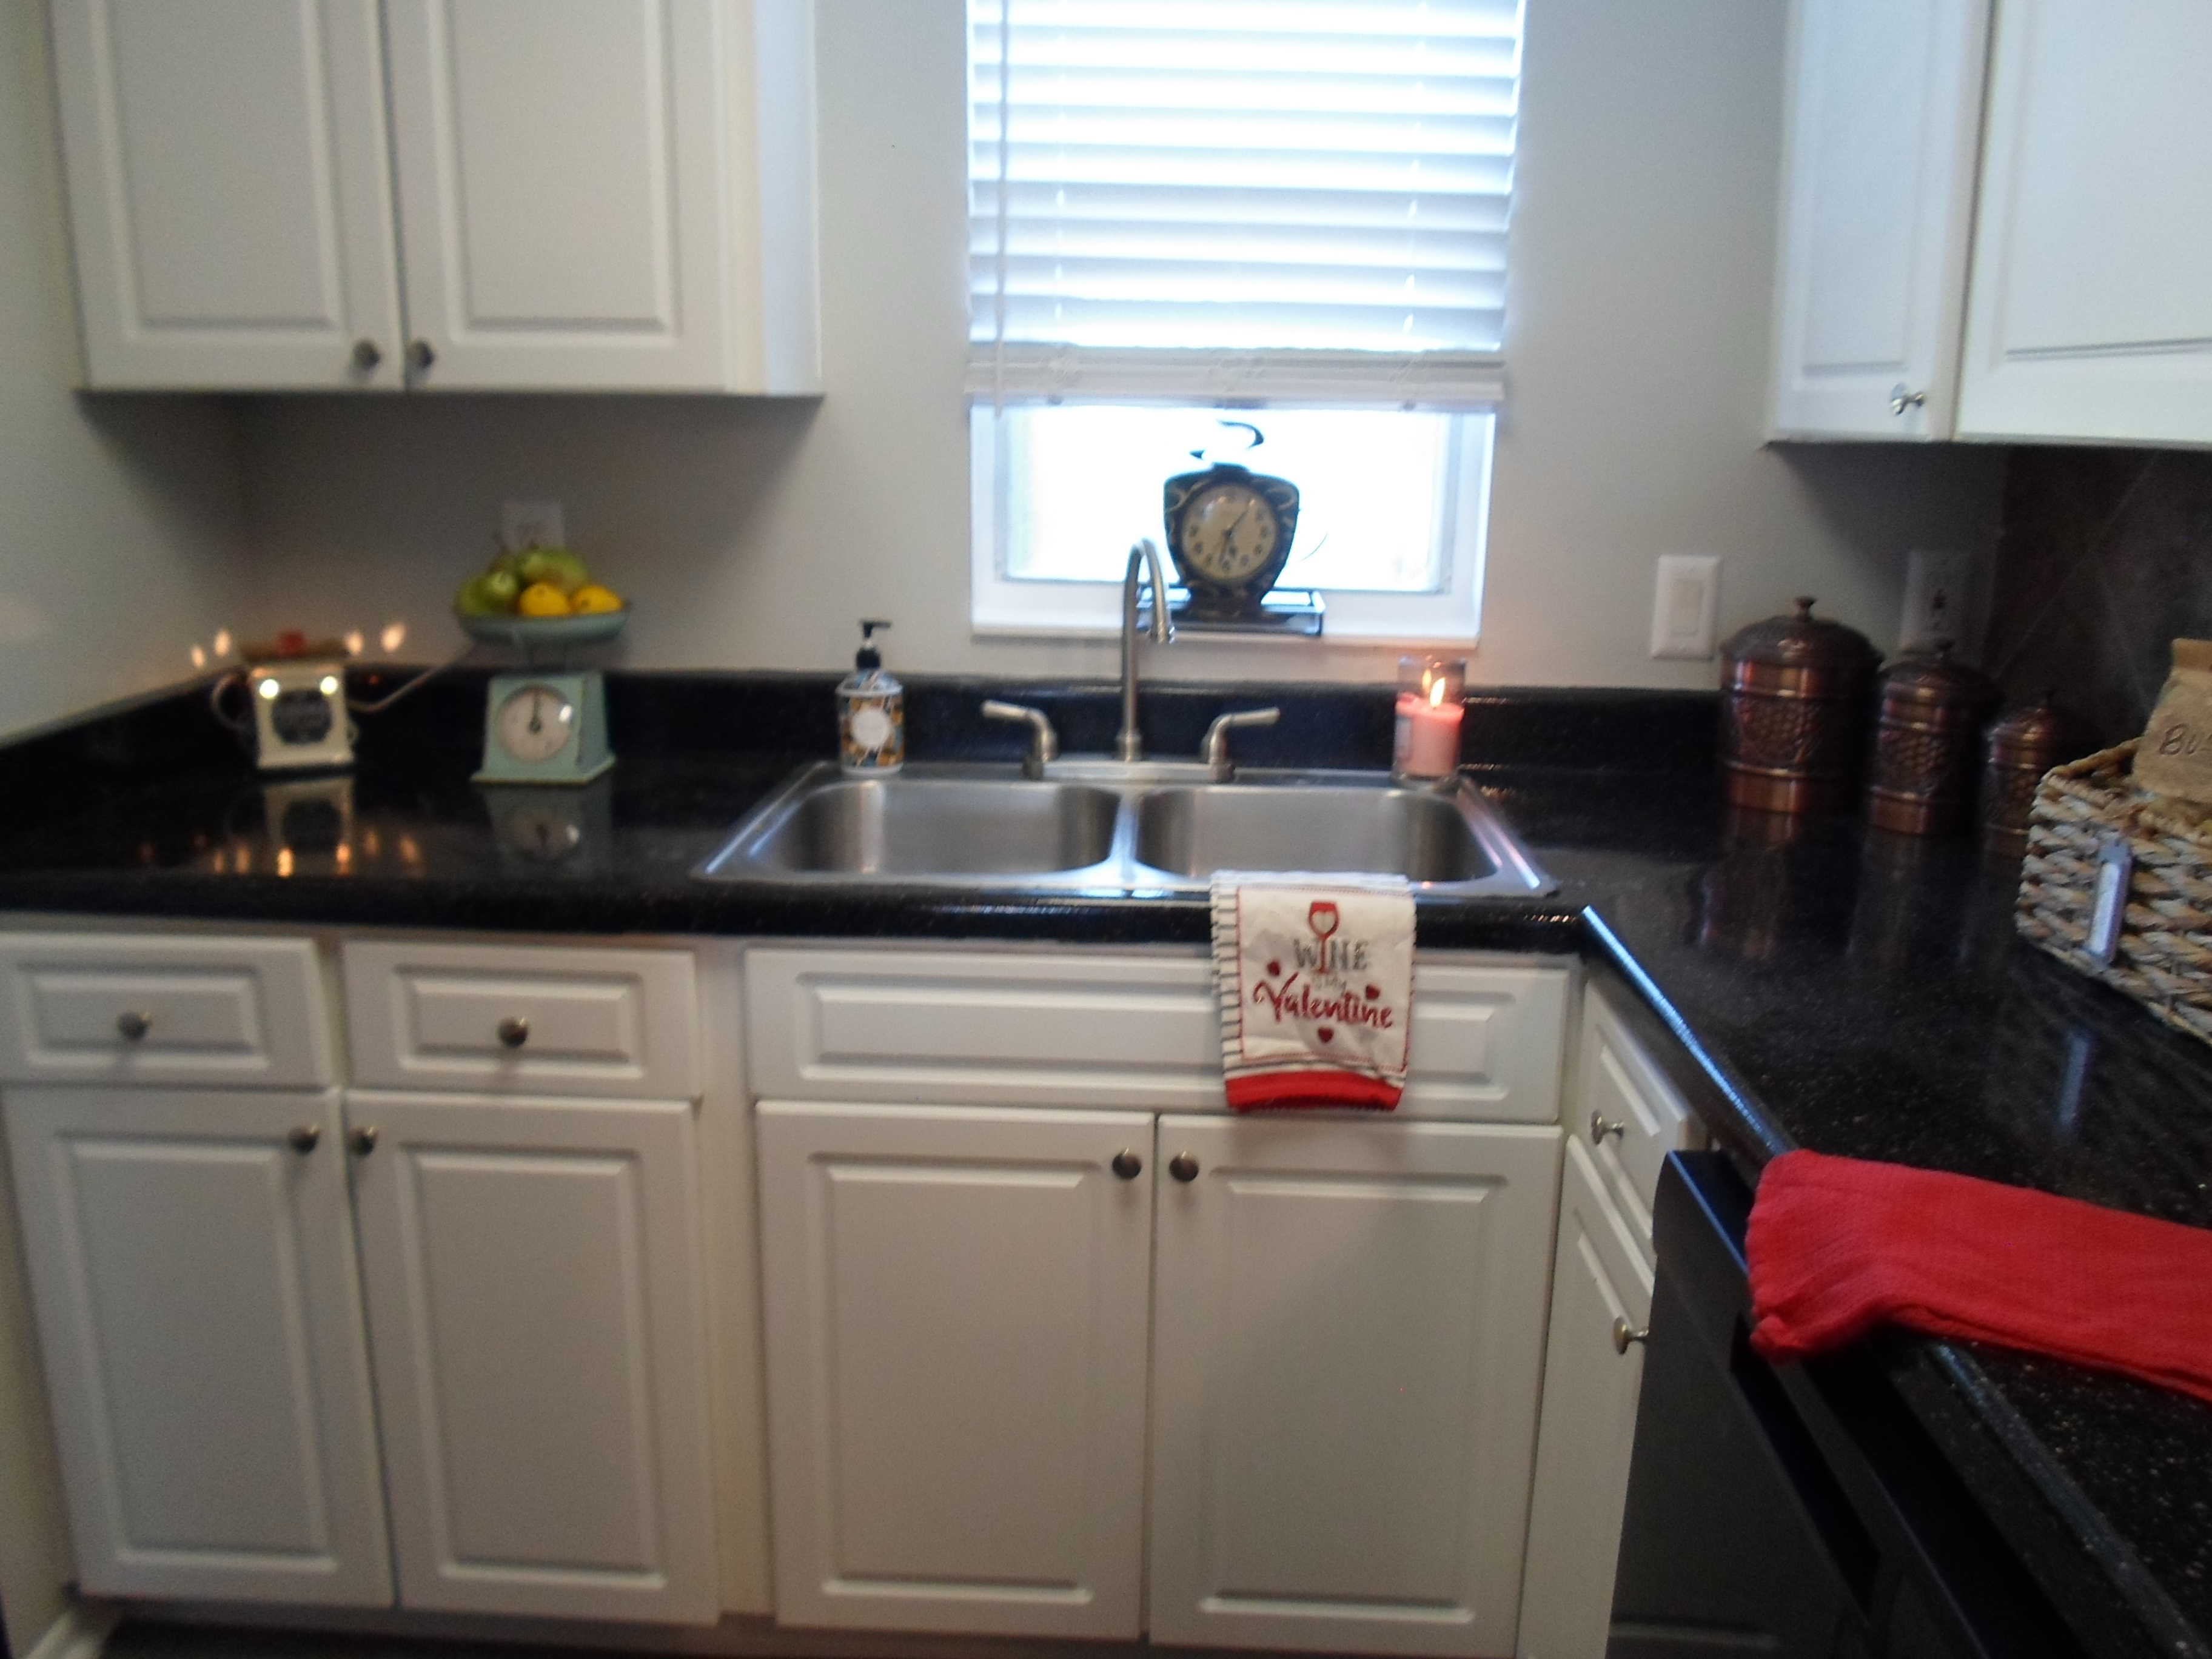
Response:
[1,1086,391,1604]
[1957,1,2212,442]
[1149,1115,1561,1658]
[756,1101,1154,1639]
[382,0,737,390]
[1768,0,1991,438]
[48,0,404,389]
[346,1090,717,1624]
[1513,1141,1654,1659]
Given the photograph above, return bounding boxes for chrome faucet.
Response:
[1118,538,1175,762]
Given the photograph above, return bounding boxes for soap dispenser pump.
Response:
[837,618,905,775]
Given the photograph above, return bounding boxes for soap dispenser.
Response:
[837,618,905,775]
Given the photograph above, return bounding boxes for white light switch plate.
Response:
[1900,548,1974,653]
[501,500,566,552]
[1650,555,1721,660]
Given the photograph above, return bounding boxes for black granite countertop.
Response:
[2,669,2208,1657]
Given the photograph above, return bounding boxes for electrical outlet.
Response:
[1650,555,1721,660]
[1900,548,1974,653]
[501,500,566,552]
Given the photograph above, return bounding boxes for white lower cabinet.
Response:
[0,933,725,1626]
[756,1102,1155,1638]
[1513,1141,1655,1659]
[1149,1116,1562,1658]
[347,1090,718,1624]
[755,1097,1563,1657]
[2,1085,392,1605]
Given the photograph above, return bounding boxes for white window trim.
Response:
[969,404,1495,643]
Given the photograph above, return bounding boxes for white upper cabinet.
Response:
[1768,0,1990,439]
[49,0,405,389]
[1773,1,2212,447]
[47,0,820,393]
[1955,0,2212,443]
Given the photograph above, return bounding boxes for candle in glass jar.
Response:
[1394,677,1464,777]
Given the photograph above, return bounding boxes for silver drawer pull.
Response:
[1612,1317,1650,1354]
[115,1010,151,1042]
[1589,1110,1625,1145]
[497,1016,529,1049]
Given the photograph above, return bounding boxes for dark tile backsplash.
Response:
[1985,447,2212,749]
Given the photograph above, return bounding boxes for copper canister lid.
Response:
[1874,640,2001,719]
[1720,596,1880,677]
[1985,693,2073,768]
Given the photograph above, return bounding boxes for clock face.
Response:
[1177,481,1282,586]
[494,683,575,764]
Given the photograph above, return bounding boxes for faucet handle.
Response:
[1202,707,1281,780]
[982,700,1060,779]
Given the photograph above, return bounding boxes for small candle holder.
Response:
[1393,656,1467,781]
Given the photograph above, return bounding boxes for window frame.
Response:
[969,403,1495,642]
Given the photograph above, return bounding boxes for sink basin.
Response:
[697,761,1553,897]
[698,769,1120,879]
[1134,783,1498,883]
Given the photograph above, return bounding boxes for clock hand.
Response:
[1217,501,1253,560]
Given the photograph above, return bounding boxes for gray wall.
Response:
[0,0,249,740]
[233,0,2006,691]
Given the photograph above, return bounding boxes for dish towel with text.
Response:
[1748,1148,2212,1406]
[1209,872,1415,1111]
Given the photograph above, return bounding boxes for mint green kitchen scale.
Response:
[461,609,625,785]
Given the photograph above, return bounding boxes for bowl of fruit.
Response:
[454,546,628,652]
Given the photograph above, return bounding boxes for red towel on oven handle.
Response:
[1748,1149,2212,1406]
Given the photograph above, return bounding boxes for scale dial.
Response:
[1177,481,1281,585]
[494,683,575,763]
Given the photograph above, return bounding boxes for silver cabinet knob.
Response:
[350,338,382,372]
[497,1016,529,1049]
[1612,1317,1650,1354]
[1111,1150,1143,1180]
[347,1125,378,1156]
[1889,384,1928,415]
[1589,1110,1624,1145]
[115,1010,151,1042]
[287,1124,321,1154]
[407,340,436,374]
[1168,1153,1200,1183]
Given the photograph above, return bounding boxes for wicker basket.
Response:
[2016,740,2212,1048]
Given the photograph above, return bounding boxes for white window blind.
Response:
[968,0,1520,409]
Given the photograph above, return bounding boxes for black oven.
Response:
[1607,1153,2084,1659]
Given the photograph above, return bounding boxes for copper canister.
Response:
[1718,597,1880,814]
[1865,642,2002,836]
[1980,694,2077,843]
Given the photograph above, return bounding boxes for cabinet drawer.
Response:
[0,933,331,1087]
[343,942,699,1099]
[745,947,1569,1120]
[1399,962,1569,1124]
[746,947,1224,1110]
[1577,981,1704,1247]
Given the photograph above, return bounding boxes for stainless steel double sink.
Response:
[696,760,1555,897]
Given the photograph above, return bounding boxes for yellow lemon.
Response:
[517,580,572,618]
[571,583,624,615]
